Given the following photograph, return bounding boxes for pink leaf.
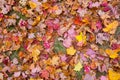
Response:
[68,25,76,39]
[63,37,72,48]
[100,76,107,80]
[96,21,102,30]
[40,70,49,79]
[43,41,50,49]
[60,55,67,62]
[14,72,21,77]
[86,49,96,58]
[84,74,95,80]
[84,65,90,73]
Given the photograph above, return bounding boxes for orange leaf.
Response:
[74,16,81,25]
[18,51,24,58]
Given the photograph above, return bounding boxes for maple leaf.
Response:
[75,32,86,44]
[32,16,41,26]
[76,68,84,80]
[40,70,49,79]
[53,39,66,53]
[29,1,37,9]
[103,21,118,34]
[109,69,120,80]
[74,62,83,71]
[51,56,60,66]
[31,45,41,62]
[105,49,120,59]
[115,27,120,39]
[66,46,76,55]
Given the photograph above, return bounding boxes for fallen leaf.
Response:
[103,21,118,34]
[12,58,18,64]
[109,69,120,80]
[42,3,51,9]
[105,49,119,59]
[43,41,50,49]
[86,49,96,58]
[60,55,67,62]
[76,68,84,80]
[32,16,41,26]
[74,16,81,25]
[96,33,109,45]
[41,70,49,79]
[100,76,107,80]
[51,56,59,66]
[74,62,83,71]
[53,39,66,53]
[10,50,20,60]
[63,37,72,48]
[29,1,37,9]
[60,73,67,79]
[75,32,86,44]
[0,73,3,80]
[14,71,21,77]
[84,74,95,80]
[66,46,76,55]
[31,45,40,62]
[15,11,27,20]
[115,27,120,39]
[68,25,76,39]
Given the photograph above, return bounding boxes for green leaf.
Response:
[14,11,27,20]
[76,68,84,80]
[9,47,23,60]
[19,46,24,51]
[7,25,15,31]
[6,71,13,77]
[76,71,82,80]
[10,50,19,60]
[98,41,110,50]
[115,27,120,39]
[96,71,106,78]
[53,39,66,53]
[9,47,25,65]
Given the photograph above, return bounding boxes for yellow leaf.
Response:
[66,46,76,55]
[75,32,86,44]
[32,49,40,62]
[109,69,120,80]
[74,62,83,71]
[51,56,59,66]
[103,21,118,34]
[32,16,41,26]
[105,49,119,59]
[29,1,37,9]
[31,45,40,62]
